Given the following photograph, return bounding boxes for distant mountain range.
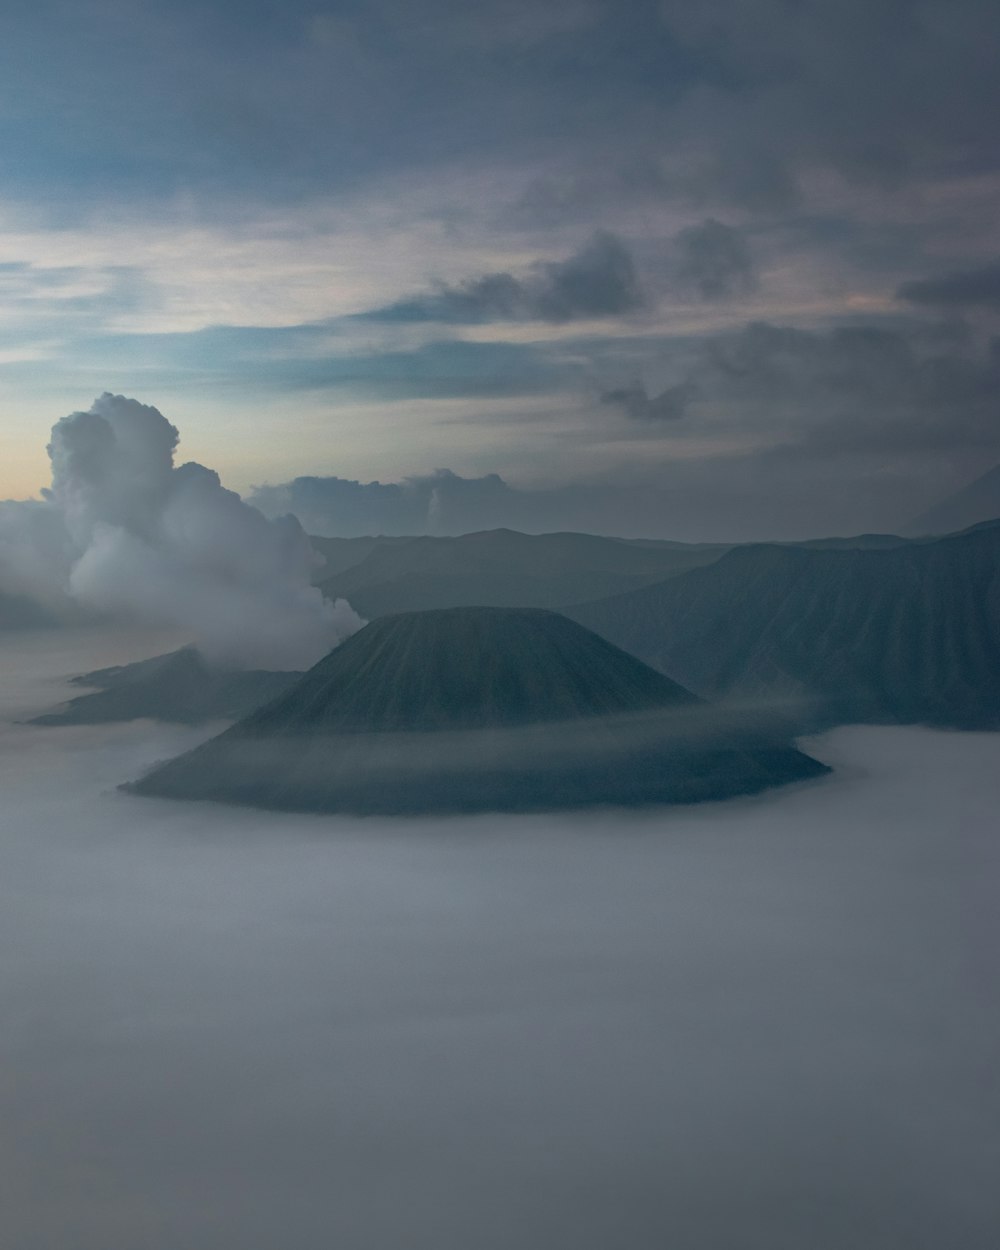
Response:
[32,519,996,739]
[904,463,1000,536]
[308,527,922,620]
[130,607,826,815]
[33,648,301,726]
[313,528,731,618]
[569,520,1000,731]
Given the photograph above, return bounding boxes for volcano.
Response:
[129,607,826,815]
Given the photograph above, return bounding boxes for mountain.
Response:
[569,521,1000,731]
[33,648,301,726]
[904,463,1000,536]
[129,607,826,815]
[794,533,911,550]
[316,529,731,619]
[308,534,415,581]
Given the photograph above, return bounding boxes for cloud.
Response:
[365,232,645,324]
[657,0,1000,204]
[897,262,1000,310]
[243,314,1000,542]
[600,382,693,421]
[250,469,524,537]
[0,395,362,668]
[642,319,1000,457]
[1,627,998,1250]
[672,218,756,299]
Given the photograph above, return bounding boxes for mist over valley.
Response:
[1,629,998,1248]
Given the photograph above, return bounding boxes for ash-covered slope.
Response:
[317,529,730,619]
[130,607,825,814]
[33,648,301,726]
[569,521,1000,730]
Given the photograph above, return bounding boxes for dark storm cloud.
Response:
[366,232,644,325]
[898,262,1000,310]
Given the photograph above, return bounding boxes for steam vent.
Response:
[129,607,827,814]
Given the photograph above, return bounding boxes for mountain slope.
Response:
[569,521,1000,730]
[130,607,825,814]
[33,648,301,725]
[317,529,730,618]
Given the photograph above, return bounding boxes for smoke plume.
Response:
[0,394,362,669]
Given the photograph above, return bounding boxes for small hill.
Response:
[129,607,825,815]
[316,529,730,619]
[33,648,301,726]
[904,464,1000,536]
[569,521,1000,730]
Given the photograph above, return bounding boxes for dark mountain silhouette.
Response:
[904,463,1000,536]
[129,607,826,815]
[33,648,301,726]
[569,521,1000,730]
[316,529,731,619]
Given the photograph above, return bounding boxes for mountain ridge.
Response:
[568,521,1000,730]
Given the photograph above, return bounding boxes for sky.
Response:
[2,0,999,538]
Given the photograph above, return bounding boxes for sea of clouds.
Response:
[1,629,998,1249]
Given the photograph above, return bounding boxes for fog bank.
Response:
[1,631,998,1249]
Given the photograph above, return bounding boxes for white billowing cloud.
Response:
[1,394,362,669]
